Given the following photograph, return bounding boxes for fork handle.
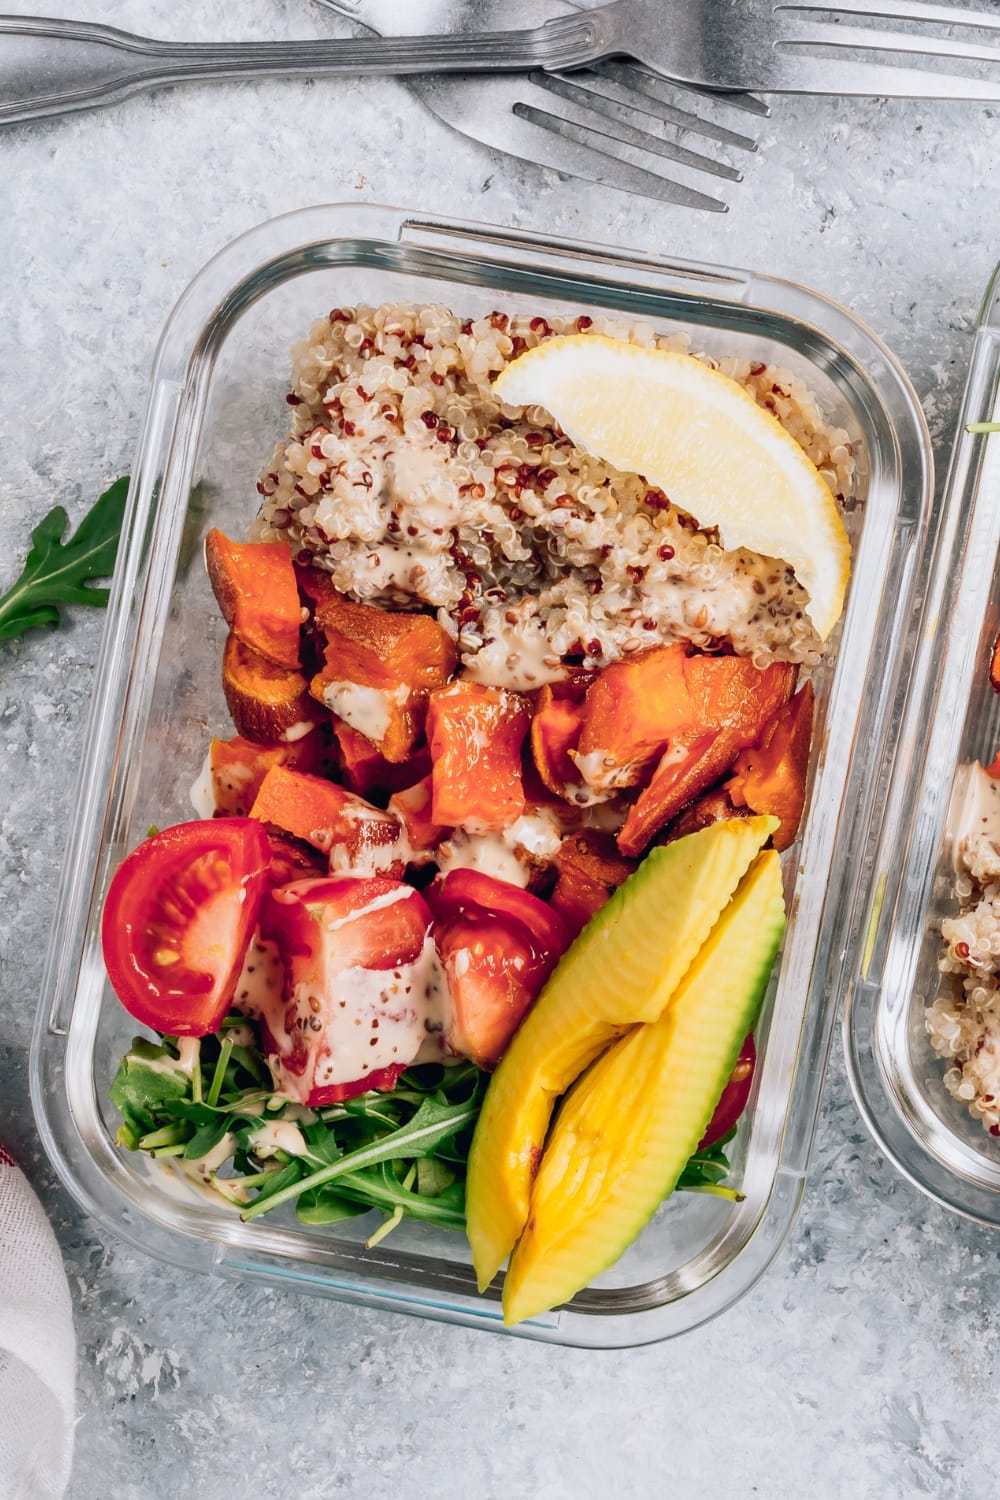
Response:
[0,14,614,126]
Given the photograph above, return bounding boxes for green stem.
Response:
[139,1123,190,1151]
[967,421,1000,434]
[679,1182,744,1201]
[206,1039,233,1109]
[240,1100,479,1222]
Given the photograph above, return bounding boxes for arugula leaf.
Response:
[295,1186,368,1226]
[240,1093,481,1222]
[0,477,128,641]
[332,1163,468,1231]
[109,1040,192,1150]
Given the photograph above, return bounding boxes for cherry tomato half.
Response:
[699,1033,757,1150]
[101,818,272,1036]
[424,870,571,1069]
[256,876,434,1106]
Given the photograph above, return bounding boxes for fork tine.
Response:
[623,65,772,119]
[783,15,1000,66]
[510,101,730,211]
[531,71,743,180]
[763,50,1000,97]
[786,0,1000,32]
[581,61,759,150]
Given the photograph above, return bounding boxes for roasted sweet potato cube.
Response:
[683,654,798,739]
[265,832,328,887]
[426,681,532,830]
[574,644,695,792]
[531,682,588,800]
[664,787,751,843]
[388,773,449,853]
[550,831,637,938]
[300,569,457,763]
[222,632,325,745]
[208,734,323,818]
[250,764,405,876]
[726,681,814,852]
[617,659,796,858]
[991,631,1000,693]
[618,731,724,858]
[333,720,431,802]
[205,529,302,670]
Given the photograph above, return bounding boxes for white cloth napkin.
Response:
[0,1146,75,1500]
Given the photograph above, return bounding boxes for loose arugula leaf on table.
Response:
[0,476,128,641]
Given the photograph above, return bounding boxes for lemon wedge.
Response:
[493,334,851,641]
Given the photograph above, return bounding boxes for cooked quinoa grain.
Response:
[929,763,1000,1134]
[253,304,855,692]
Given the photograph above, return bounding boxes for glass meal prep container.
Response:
[30,204,932,1347]
[845,261,1000,1226]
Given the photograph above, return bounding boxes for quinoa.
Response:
[252,304,855,692]
[928,763,1000,1134]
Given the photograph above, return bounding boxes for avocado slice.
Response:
[465,814,778,1292]
[502,847,786,1327]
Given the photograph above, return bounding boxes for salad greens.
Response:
[0,476,128,641]
[110,1018,742,1246]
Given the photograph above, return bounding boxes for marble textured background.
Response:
[2,2,1000,1495]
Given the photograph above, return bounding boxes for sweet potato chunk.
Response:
[664,787,751,843]
[549,831,637,938]
[250,764,405,876]
[205,529,302,670]
[683,654,798,740]
[300,568,457,763]
[726,681,814,852]
[426,681,532,831]
[531,681,589,800]
[991,631,1000,693]
[573,644,694,792]
[617,658,797,858]
[266,832,328,887]
[388,773,449,853]
[222,632,325,745]
[208,734,323,817]
[333,720,431,802]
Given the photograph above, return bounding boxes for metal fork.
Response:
[315,0,764,214]
[8,0,1000,131]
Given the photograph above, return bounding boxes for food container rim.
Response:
[843,255,1000,1225]
[30,202,935,1345]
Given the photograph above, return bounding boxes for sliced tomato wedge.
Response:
[101,818,272,1036]
[424,870,571,1069]
[699,1033,757,1150]
[254,876,434,1106]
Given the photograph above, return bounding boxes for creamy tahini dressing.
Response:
[949,762,1000,871]
[189,750,216,819]
[265,931,450,1100]
[464,613,566,693]
[435,811,562,887]
[248,1119,310,1158]
[436,831,528,887]
[327,805,410,879]
[280,719,317,743]
[320,680,407,744]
